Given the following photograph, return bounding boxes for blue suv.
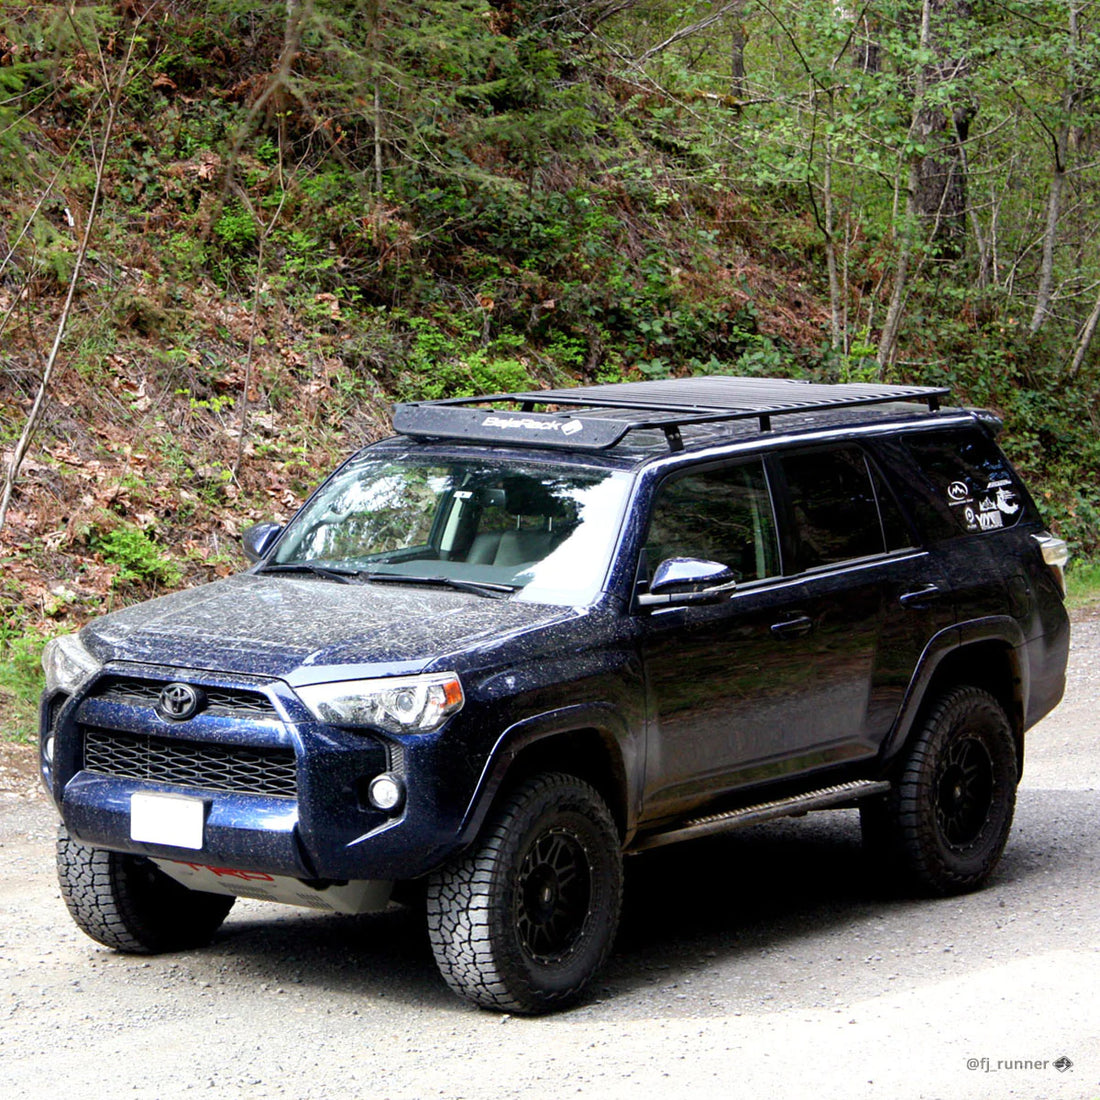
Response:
[40,377,1070,1013]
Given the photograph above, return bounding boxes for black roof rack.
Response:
[392,376,949,454]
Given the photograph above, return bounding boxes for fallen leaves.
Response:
[111,374,153,412]
[1,286,381,640]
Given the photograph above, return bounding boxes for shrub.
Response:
[95,526,183,590]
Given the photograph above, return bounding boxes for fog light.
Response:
[368,773,404,812]
[44,737,55,764]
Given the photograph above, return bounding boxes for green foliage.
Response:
[94,526,183,591]
[213,203,258,252]
[1066,559,1100,610]
[395,315,536,400]
[0,630,43,704]
[165,231,208,279]
[0,603,52,744]
[280,230,337,281]
[28,218,77,286]
[177,388,235,416]
[2,0,1099,584]
[0,635,45,744]
[0,42,39,190]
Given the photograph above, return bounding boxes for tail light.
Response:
[1033,533,1069,597]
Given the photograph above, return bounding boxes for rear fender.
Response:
[880,616,1027,767]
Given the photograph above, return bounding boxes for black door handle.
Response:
[770,615,813,639]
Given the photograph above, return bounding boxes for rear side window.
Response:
[778,447,891,569]
[903,430,1025,535]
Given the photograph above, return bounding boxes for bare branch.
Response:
[1067,283,1100,378]
[0,7,154,532]
[633,1,745,67]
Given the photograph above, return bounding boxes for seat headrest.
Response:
[503,477,567,518]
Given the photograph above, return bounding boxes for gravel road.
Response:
[2,614,1098,1100]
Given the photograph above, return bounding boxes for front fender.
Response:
[456,702,640,848]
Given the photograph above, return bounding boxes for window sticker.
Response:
[947,478,1020,533]
[905,430,1026,537]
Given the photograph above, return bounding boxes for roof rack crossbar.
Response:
[392,379,950,453]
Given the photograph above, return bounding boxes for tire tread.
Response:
[877,685,1017,896]
[56,825,234,953]
[426,772,621,1013]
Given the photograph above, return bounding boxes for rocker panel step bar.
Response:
[629,779,892,853]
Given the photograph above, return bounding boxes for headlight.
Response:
[295,673,464,733]
[42,633,102,695]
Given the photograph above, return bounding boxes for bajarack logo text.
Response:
[482,415,583,436]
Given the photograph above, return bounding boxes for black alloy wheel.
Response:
[933,733,996,850]
[515,825,593,965]
[862,685,1018,896]
[426,772,622,1014]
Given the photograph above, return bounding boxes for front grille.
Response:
[82,727,297,798]
[93,677,279,719]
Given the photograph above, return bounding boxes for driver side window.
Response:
[645,461,780,583]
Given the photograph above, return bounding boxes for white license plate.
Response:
[130,792,206,850]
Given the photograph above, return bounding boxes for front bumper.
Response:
[43,663,482,881]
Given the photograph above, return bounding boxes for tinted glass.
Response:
[903,430,1025,535]
[780,447,885,568]
[868,459,914,551]
[274,457,631,605]
[645,461,779,582]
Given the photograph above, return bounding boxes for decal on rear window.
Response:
[904,431,1026,535]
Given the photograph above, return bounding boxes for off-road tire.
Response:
[57,824,235,953]
[426,773,622,1014]
[864,686,1017,896]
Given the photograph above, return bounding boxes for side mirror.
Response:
[637,557,737,608]
[242,521,283,563]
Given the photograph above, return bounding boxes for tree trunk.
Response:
[877,157,920,369]
[856,13,880,73]
[878,0,979,365]
[1029,147,1066,334]
[911,1,974,260]
[1067,280,1100,378]
[374,84,384,193]
[730,13,746,100]
[878,0,935,369]
[957,137,991,289]
[823,154,843,350]
[1029,4,1080,334]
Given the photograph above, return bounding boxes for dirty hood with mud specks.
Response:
[80,573,579,683]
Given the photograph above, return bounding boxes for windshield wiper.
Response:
[260,563,517,597]
[360,573,517,598]
[258,562,361,585]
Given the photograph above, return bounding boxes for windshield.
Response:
[272,455,632,605]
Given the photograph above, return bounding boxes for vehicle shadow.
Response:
[607,810,889,996]
[211,897,456,1008]
[204,813,880,1012]
[203,790,1098,1017]
[601,788,1099,1013]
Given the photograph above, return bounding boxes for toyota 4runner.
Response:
[40,376,1070,1013]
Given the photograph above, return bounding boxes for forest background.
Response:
[2,0,1099,739]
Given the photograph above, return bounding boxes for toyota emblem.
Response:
[157,682,203,721]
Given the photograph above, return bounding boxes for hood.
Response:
[82,573,577,682]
